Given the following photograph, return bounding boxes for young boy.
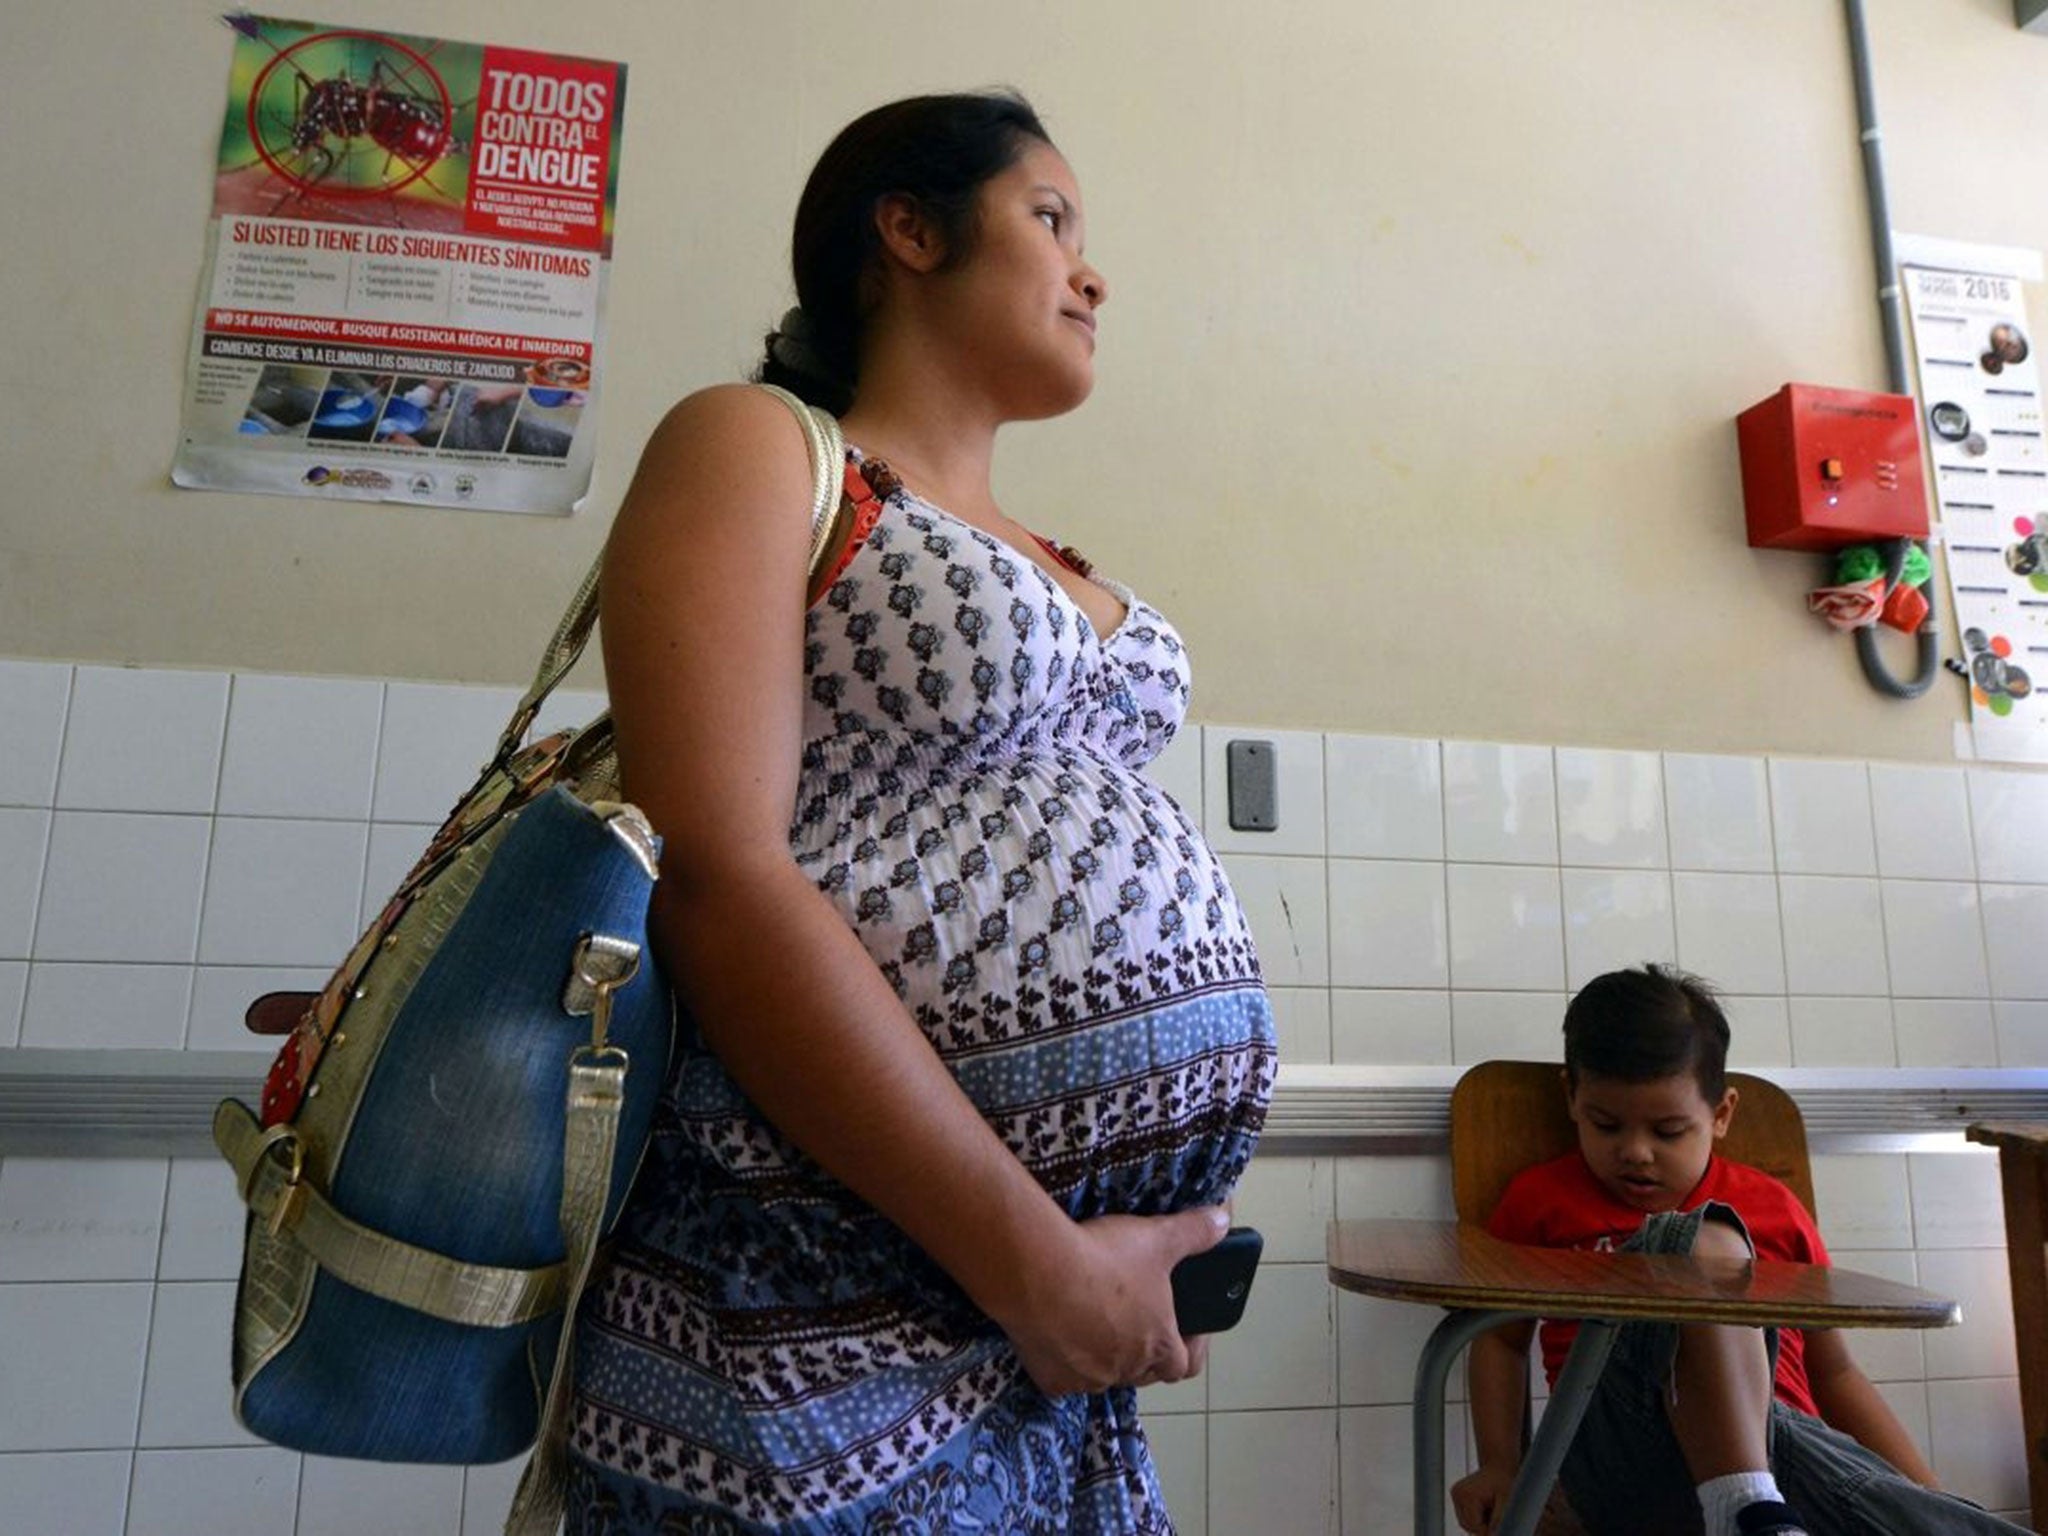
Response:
[1450,965,2026,1536]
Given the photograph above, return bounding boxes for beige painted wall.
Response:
[5,0,2046,760]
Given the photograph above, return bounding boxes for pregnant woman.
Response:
[571,91,1276,1533]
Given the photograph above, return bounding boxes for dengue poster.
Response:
[1903,260,2048,762]
[172,15,626,515]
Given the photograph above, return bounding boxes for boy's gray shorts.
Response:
[1554,1202,2026,1536]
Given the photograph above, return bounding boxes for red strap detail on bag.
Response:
[1031,532,1094,579]
[810,461,888,603]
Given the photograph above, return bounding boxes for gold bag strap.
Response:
[491,384,846,763]
[214,1099,568,1327]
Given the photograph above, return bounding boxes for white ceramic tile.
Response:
[1720,995,1792,1068]
[1340,1404,1464,1536]
[1810,1153,1914,1249]
[0,1450,132,1536]
[56,667,229,815]
[1996,1000,2048,1066]
[1207,1408,1338,1536]
[0,961,25,1048]
[1330,989,1452,1065]
[1829,1248,1926,1383]
[1145,722,1203,824]
[372,681,522,824]
[0,660,70,807]
[1664,752,1773,872]
[1334,1155,1456,1222]
[0,1157,166,1281]
[1767,758,1877,876]
[187,964,327,1053]
[33,812,211,963]
[139,1282,258,1448]
[298,1455,464,1536]
[1137,1362,1207,1417]
[1338,1286,1465,1406]
[128,1447,302,1536]
[460,1457,526,1536]
[197,818,366,967]
[1778,876,1890,996]
[1327,860,1447,989]
[1231,1155,1334,1263]
[1220,854,1328,987]
[1446,865,1563,991]
[1144,1412,1206,1536]
[160,1157,248,1282]
[1926,1376,2029,1515]
[1268,986,1332,1065]
[1451,991,1567,1064]
[1894,998,1998,1068]
[1917,1247,2017,1381]
[216,673,383,821]
[1207,1263,1336,1410]
[1788,995,1896,1067]
[1325,734,1442,860]
[361,823,436,930]
[1559,869,1675,990]
[1869,763,1977,881]
[0,1282,153,1451]
[1878,880,1990,999]
[1909,1150,2007,1249]
[1670,872,1784,994]
[1554,747,1666,869]
[1442,741,1556,865]
[1872,1378,1931,1466]
[21,963,191,1050]
[0,807,49,958]
[1983,884,2048,999]
[1203,727,1325,856]
[1968,768,2048,883]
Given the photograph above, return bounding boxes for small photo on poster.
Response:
[508,388,584,460]
[241,365,326,437]
[443,383,524,453]
[376,378,456,448]
[308,373,396,444]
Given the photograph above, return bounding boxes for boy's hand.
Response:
[1450,1462,1518,1535]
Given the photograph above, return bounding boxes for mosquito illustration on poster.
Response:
[215,15,476,228]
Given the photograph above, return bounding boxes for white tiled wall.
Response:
[3,658,2046,1532]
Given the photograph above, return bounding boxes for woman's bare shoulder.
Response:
[612,383,817,546]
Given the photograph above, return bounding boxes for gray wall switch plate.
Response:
[1226,739,1278,831]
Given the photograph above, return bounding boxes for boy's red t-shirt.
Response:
[1485,1152,1826,1416]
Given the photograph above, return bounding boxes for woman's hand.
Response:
[992,1206,1229,1397]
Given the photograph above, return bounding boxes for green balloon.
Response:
[1835,546,1883,584]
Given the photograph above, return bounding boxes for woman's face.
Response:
[933,140,1108,419]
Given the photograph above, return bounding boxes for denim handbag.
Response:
[213,385,849,1533]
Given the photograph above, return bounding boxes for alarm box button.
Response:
[1821,458,1845,482]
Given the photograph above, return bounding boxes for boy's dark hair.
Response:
[1562,963,1730,1102]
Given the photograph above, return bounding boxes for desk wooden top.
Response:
[1967,1122,2048,1154]
[1327,1219,1959,1330]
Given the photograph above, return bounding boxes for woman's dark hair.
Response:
[1562,963,1730,1103]
[755,91,1052,414]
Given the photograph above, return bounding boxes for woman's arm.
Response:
[599,385,1223,1394]
[1451,1319,1536,1535]
[1801,1327,1939,1487]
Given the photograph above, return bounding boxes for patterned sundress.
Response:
[567,451,1277,1534]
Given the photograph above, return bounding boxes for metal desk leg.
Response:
[1412,1308,1521,1536]
[1491,1320,1618,1536]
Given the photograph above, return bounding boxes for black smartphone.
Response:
[1169,1225,1264,1335]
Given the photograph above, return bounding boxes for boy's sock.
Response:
[1698,1471,1806,1536]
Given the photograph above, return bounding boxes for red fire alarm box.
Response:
[1735,383,1929,551]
